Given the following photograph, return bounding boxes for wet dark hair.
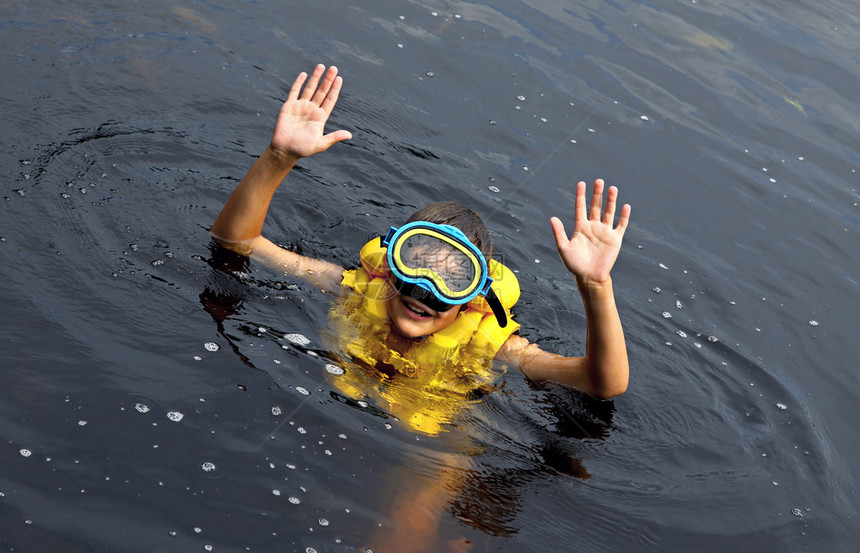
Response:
[406,201,493,260]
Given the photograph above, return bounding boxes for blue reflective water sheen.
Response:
[1,0,858,551]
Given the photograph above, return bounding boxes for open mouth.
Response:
[401,297,433,319]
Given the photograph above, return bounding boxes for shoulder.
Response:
[495,334,587,383]
[241,236,348,294]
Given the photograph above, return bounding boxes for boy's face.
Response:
[384,280,460,339]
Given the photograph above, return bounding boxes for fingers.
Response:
[574,181,588,227]
[616,203,632,233]
[320,75,343,116]
[589,179,604,221]
[573,179,630,230]
[300,64,326,100]
[321,129,353,149]
[603,185,618,225]
[549,216,568,252]
[288,65,344,114]
[287,71,308,102]
[312,66,339,107]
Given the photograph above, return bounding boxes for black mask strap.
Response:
[485,287,507,328]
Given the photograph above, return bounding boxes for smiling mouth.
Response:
[402,298,433,318]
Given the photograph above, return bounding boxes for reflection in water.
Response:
[199,241,610,549]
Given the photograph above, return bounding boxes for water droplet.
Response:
[272,489,281,496]
[776,403,787,410]
[194,527,202,533]
[652,287,661,293]
[708,336,718,343]
[78,420,87,426]
[325,364,344,376]
[272,406,282,416]
[297,427,307,434]
[676,330,687,338]
[201,461,216,472]
[295,387,310,396]
[659,263,669,270]
[288,496,301,504]
[675,300,683,309]
[488,185,500,193]
[425,71,434,78]
[167,411,184,422]
[20,449,32,457]
[808,320,819,327]
[204,342,219,352]
[319,518,329,526]
[662,312,672,319]
[284,333,310,346]
[306,548,317,553]
[135,403,150,413]
[640,115,650,121]
[791,508,803,517]
[516,95,525,101]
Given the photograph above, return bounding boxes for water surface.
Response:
[2,0,858,551]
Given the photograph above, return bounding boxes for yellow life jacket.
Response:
[327,237,520,435]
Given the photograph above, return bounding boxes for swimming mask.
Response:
[382,221,507,327]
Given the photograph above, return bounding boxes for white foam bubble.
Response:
[284,333,311,346]
[325,364,344,376]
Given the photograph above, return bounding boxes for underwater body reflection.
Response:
[199,240,611,550]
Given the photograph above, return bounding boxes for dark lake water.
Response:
[2,0,859,551]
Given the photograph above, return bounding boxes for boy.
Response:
[210,64,631,409]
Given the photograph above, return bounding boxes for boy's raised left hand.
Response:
[550,179,631,285]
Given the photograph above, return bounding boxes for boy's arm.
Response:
[210,64,352,292]
[497,180,631,399]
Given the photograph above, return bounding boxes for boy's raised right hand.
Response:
[269,64,352,161]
